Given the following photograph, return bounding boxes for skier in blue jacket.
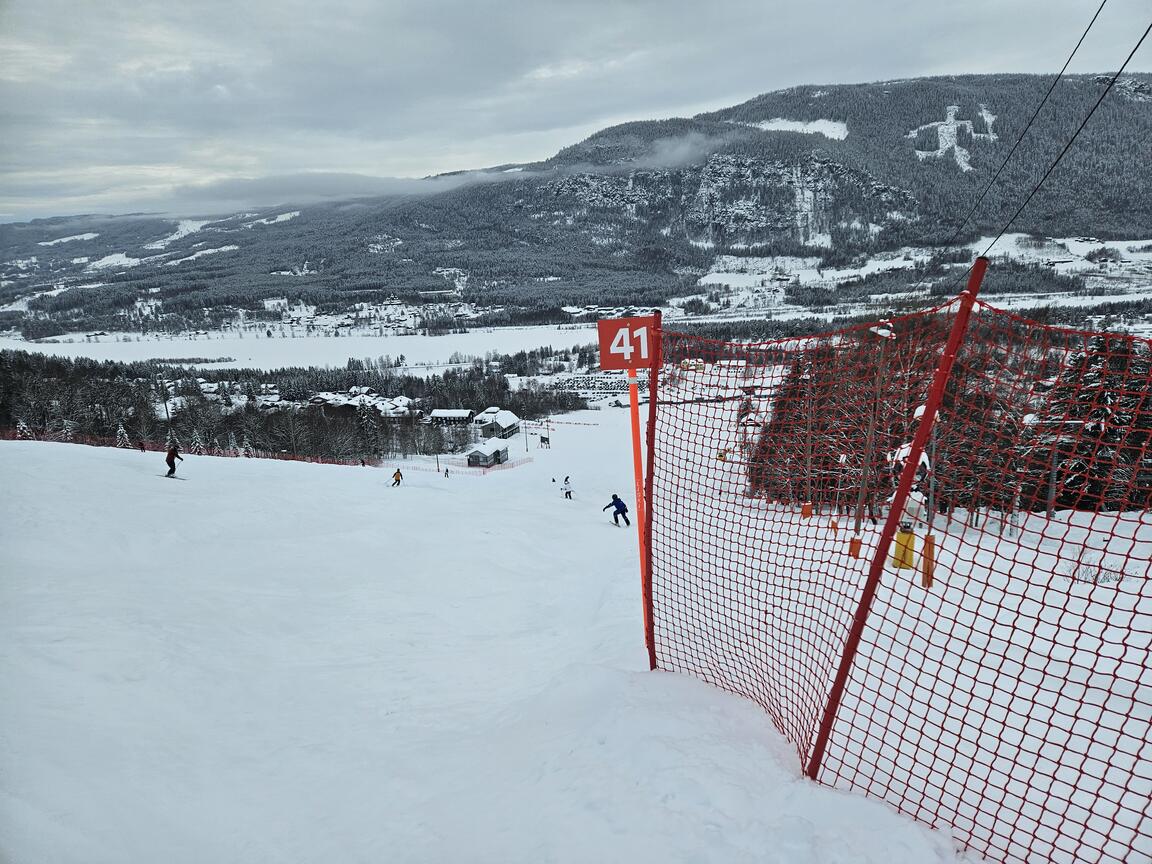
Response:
[603,494,630,526]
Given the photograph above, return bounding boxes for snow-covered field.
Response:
[0,414,975,864]
[727,118,849,139]
[37,233,99,247]
[0,325,598,370]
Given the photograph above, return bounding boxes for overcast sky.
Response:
[1,0,1148,222]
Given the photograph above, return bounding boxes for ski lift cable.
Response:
[937,17,1152,302]
[941,0,1111,251]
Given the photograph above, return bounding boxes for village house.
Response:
[472,407,521,440]
[466,437,510,468]
[307,389,422,419]
[428,408,476,426]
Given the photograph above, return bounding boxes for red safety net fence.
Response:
[644,278,1151,864]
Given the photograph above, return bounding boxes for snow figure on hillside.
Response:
[905,104,997,172]
[116,422,132,448]
[392,468,403,487]
[165,443,183,477]
[15,418,34,440]
[561,477,573,500]
[603,494,630,526]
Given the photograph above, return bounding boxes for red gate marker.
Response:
[597,317,656,371]
[599,315,657,658]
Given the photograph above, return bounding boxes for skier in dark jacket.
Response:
[165,444,183,477]
[602,494,630,526]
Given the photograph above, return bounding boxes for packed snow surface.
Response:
[0,416,973,864]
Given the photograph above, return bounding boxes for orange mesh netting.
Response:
[644,283,1151,864]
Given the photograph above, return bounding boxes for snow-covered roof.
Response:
[468,438,509,457]
[493,410,519,428]
[474,408,519,428]
[431,409,474,419]
[310,392,350,406]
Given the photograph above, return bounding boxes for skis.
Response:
[158,474,187,480]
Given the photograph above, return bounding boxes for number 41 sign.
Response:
[598,316,656,371]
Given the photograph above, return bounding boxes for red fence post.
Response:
[804,257,988,781]
[642,310,662,671]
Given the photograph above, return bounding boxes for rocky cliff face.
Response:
[542,153,917,250]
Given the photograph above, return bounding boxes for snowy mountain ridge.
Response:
[2,73,1150,338]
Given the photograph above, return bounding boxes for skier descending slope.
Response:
[165,444,183,477]
[561,477,573,500]
[602,494,630,526]
[392,468,403,487]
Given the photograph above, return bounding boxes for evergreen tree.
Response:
[189,429,206,455]
[241,434,254,457]
[165,427,181,449]
[116,422,131,448]
[1028,336,1152,510]
[227,431,240,456]
[15,418,34,439]
[356,399,380,456]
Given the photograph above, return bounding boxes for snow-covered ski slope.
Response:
[0,414,977,864]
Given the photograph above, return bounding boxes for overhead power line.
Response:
[938,16,1152,298]
[942,0,1110,249]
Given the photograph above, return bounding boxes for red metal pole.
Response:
[629,368,647,594]
[804,258,988,781]
[642,311,663,670]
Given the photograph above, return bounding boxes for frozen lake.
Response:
[0,324,598,370]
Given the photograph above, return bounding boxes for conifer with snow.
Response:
[241,434,254,457]
[116,422,132,448]
[227,432,240,456]
[356,399,380,457]
[16,418,34,440]
[189,429,206,454]
[165,428,181,449]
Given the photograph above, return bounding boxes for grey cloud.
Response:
[1,0,1149,221]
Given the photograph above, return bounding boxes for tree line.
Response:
[745,313,1152,518]
[0,348,587,461]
